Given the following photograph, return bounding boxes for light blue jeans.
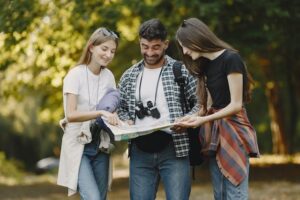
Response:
[209,156,249,200]
[129,142,191,200]
[78,152,109,200]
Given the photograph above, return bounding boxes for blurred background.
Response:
[0,0,299,199]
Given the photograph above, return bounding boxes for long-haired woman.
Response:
[174,18,259,199]
[57,27,119,200]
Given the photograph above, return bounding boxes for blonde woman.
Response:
[57,27,119,200]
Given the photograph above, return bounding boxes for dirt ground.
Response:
[1,180,300,200]
[0,163,299,200]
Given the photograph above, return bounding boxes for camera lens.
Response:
[147,101,153,108]
[136,101,147,119]
[135,106,144,119]
[147,101,160,119]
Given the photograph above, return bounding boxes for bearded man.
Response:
[118,18,199,200]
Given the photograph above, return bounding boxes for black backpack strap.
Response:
[173,61,202,179]
[173,61,188,114]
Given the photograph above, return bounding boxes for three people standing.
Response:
[57,17,259,200]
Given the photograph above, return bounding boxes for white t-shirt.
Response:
[135,67,171,132]
[63,65,116,117]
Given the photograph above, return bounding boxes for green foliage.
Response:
[0,0,299,168]
[0,151,24,179]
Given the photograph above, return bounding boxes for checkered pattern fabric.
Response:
[200,107,260,185]
[118,56,199,157]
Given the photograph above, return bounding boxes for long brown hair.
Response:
[78,27,119,66]
[176,18,253,113]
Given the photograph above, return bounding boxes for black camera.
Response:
[135,100,161,119]
[147,101,160,119]
[135,101,149,119]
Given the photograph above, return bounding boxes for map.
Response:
[104,120,175,141]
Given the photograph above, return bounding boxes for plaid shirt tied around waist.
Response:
[199,107,260,186]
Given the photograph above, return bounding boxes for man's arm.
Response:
[117,72,131,121]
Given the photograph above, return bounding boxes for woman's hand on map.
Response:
[101,111,120,126]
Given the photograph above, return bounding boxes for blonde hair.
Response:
[78,27,119,65]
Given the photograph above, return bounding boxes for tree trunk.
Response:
[259,57,289,154]
[265,82,289,154]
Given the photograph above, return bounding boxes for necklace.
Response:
[85,66,101,111]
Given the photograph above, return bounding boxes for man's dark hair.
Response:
[139,18,167,41]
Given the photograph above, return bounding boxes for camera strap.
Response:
[138,66,164,106]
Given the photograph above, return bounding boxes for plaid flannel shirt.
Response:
[200,107,260,185]
[117,55,199,157]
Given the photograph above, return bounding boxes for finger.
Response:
[108,117,116,125]
[109,118,115,125]
[173,126,181,132]
[127,120,134,125]
[115,118,120,126]
[171,127,180,133]
[177,122,192,128]
[173,126,186,133]
[112,117,118,125]
[171,124,182,130]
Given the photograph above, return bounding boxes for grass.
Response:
[0,154,300,200]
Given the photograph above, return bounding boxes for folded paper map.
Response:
[104,120,175,141]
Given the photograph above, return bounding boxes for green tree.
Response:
[0,0,299,169]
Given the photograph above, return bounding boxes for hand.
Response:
[171,116,190,133]
[118,120,134,127]
[59,118,68,131]
[171,125,186,133]
[101,111,120,126]
[125,120,134,125]
[174,116,206,129]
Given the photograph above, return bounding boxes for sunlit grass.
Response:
[0,176,19,186]
[0,173,58,186]
[250,153,300,165]
[1,154,299,186]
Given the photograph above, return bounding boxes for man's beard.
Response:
[143,52,165,66]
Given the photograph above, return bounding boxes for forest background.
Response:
[0,0,299,175]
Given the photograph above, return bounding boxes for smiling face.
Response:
[89,39,117,67]
[140,38,168,68]
[178,40,202,60]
